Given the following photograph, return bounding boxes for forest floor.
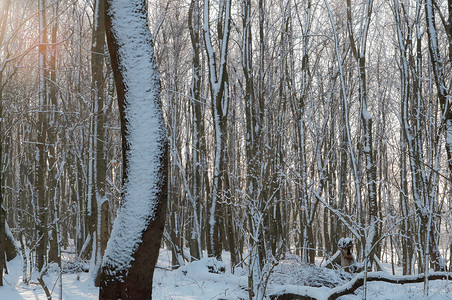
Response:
[0,248,451,299]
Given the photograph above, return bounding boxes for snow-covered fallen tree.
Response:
[271,271,452,300]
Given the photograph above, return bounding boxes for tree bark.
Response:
[203,0,231,261]
[90,0,107,286]
[425,0,452,179]
[188,0,202,262]
[47,0,60,266]
[100,0,167,298]
[36,0,49,273]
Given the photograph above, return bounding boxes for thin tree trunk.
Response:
[188,0,202,261]
[48,0,60,266]
[90,0,107,286]
[36,0,49,273]
[0,0,10,286]
[203,0,231,261]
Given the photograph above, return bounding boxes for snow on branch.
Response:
[271,272,452,300]
[326,272,452,300]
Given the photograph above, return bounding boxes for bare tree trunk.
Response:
[188,0,202,261]
[90,0,107,286]
[0,0,10,286]
[48,0,60,266]
[36,0,49,273]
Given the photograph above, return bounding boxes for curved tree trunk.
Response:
[99,0,167,298]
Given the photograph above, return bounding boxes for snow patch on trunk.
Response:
[102,0,165,277]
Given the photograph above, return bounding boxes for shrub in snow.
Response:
[180,257,226,276]
[269,255,348,288]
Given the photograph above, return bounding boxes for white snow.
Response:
[446,118,452,149]
[362,107,372,121]
[101,0,166,277]
[338,237,354,249]
[93,0,100,32]
[2,250,451,299]
[0,256,98,300]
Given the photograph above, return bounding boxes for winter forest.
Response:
[0,0,451,299]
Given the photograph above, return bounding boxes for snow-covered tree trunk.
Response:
[394,0,446,274]
[99,0,167,298]
[292,0,318,265]
[188,0,202,261]
[242,1,270,296]
[425,0,452,181]
[203,0,231,261]
[325,0,362,243]
[394,0,414,274]
[47,0,60,267]
[242,0,260,295]
[0,40,3,288]
[424,0,449,272]
[345,0,379,276]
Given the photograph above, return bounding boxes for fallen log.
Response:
[327,271,452,300]
[271,271,452,300]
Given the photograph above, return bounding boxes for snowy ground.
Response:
[0,257,98,300]
[1,249,451,299]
